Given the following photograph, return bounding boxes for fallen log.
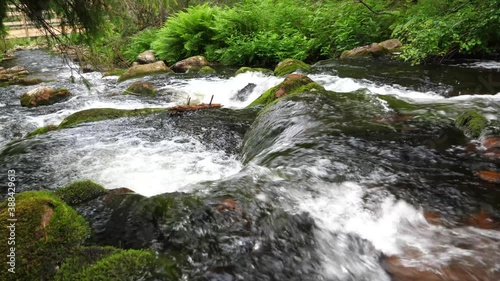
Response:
[169,103,222,113]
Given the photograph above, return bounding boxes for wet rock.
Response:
[0,65,30,85]
[124,81,156,97]
[378,39,403,51]
[232,83,257,102]
[477,170,500,184]
[236,67,273,75]
[383,255,500,281]
[136,50,157,64]
[465,211,498,229]
[423,211,442,225]
[118,61,172,82]
[454,110,488,138]
[20,87,72,107]
[248,74,324,107]
[198,65,217,74]
[0,191,89,281]
[274,58,311,76]
[171,55,210,73]
[340,43,390,59]
[482,136,500,159]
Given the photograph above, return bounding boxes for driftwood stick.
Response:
[209,95,214,106]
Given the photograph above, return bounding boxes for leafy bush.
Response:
[152,4,221,64]
[122,28,159,62]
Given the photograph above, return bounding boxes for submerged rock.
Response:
[118,61,172,82]
[248,74,324,107]
[171,55,210,73]
[340,39,402,59]
[274,58,311,76]
[58,108,166,128]
[124,81,156,97]
[236,67,273,75]
[20,87,72,107]
[26,125,59,138]
[477,170,500,184]
[136,50,157,64]
[455,110,488,138]
[0,191,89,281]
[232,83,257,102]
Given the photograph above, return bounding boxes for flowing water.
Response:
[1,50,500,280]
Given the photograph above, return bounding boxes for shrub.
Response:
[122,28,159,63]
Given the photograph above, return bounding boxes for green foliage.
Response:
[0,191,89,281]
[152,4,221,64]
[122,28,159,63]
[392,0,500,64]
[55,180,107,206]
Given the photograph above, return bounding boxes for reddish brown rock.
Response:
[465,211,498,229]
[423,211,442,226]
[171,55,209,73]
[20,87,72,107]
[478,170,500,184]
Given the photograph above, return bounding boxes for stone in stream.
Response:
[118,61,172,82]
[136,50,157,64]
[248,73,324,107]
[197,65,216,74]
[20,86,72,107]
[0,191,89,281]
[170,55,210,73]
[232,83,257,102]
[477,170,500,184]
[235,67,273,75]
[123,81,156,97]
[340,39,402,59]
[273,58,311,76]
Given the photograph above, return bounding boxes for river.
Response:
[1,49,499,280]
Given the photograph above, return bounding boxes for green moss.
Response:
[455,110,488,138]
[124,82,156,97]
[117,61,173,82]
[16,78,43,86]
[248,74,324,107]
[235,67,273,75]
[54,246,121,281]
[377,95,419,112]
[103,68,127,77]
[71,249,156,281]
[0,191,90,281]
[198,66,216,74]
[55,180,108,206]
[274,59,311,76]
[58,108,166,128]
[26,125,59,138]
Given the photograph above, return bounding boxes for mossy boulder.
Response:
[59,108,166,128]
[248,74,324,107]
[198,66,216,74]
[118,61,172,82]
[103,68,126,77]
[273,58,311,76]
[55,248,158,281]
[124,81,156,97]
[26,125,58,138]
[455,110,488,138]
[20,87,72,107]
[340,39,401,59]
[55,180,107,206]
[0,191,89,281]
[171,55,209,73]
[235,67,273,75]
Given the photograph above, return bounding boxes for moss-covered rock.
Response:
[171,55,209,73]
[59,108,166,128]
[20,87,72,107]
[124,81,156,97]
[103,68,127,77]
[0,191,89,281]
[54,246,120,281]
[340,39,401,59]
[198,66,216,74]
[118,61,172,82]
[235,67,273,75]
[56,248,158,281]
[455,110,488,138]
[248,74,324,107]
[55,180,108,206]
[273,58,311,76]
[26,125,59,138]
